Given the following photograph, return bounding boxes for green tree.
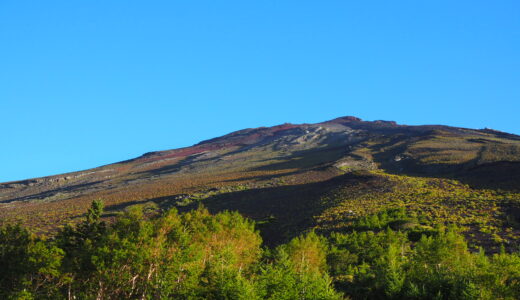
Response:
[55,199,108,298]
[0,224,64,299]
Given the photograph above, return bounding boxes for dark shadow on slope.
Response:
[456,161,520,191]
[164,172,385,247]
[377,155,520,191]
[0,180,106,204]
[376,146,520,191]
[367,132,520,191]
[252,146,348,172]
[220,170,304,183]
[102,199,162,217]
[128,152,211,177]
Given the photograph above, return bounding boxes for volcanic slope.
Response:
[2,116,520,249]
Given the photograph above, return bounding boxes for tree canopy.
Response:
[0,202,519,299]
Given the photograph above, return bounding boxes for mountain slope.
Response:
[1,116,520,249]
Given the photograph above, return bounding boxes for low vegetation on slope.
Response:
[1,201,519,299]
[316,170,520,252]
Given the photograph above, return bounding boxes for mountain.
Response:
[1,116,520,249]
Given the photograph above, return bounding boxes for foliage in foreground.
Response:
[1,202,519,299]
[0,201,339,299]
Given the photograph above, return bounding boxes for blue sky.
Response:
[1,1,519,182]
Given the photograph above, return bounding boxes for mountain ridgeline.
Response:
[1,116,520,298]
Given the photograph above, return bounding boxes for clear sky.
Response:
[1,1,519,182]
